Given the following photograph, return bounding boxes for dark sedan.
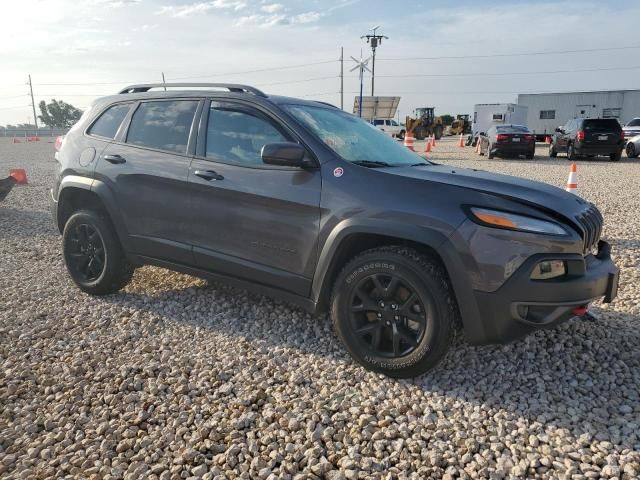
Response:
[478,125,536,159]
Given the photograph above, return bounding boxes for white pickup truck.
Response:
[371,118,404,138]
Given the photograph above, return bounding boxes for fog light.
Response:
[530,260,566,280]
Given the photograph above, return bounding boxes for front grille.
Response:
[576,204,603,254]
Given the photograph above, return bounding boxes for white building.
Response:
[471,103,528,137]
[518,90,640,137]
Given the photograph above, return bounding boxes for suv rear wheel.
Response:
[63,210,134,295]
[567,143,576,161]
[610,151,622,161]
[330,246,457,378]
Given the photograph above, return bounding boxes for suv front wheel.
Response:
[63,210,134,295]
[331,246,457,378]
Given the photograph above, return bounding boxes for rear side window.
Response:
[126,100,198,154]
[583,119,621,131]
[88,103,131,139]
[205,105,289,166]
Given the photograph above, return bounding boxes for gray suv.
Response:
[51,83,619,378]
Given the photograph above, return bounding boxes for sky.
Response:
[0,0,639,125]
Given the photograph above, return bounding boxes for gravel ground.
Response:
[1,137,639,479]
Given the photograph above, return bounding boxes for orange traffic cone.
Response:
[475,138,481,154]
[403,132,415,151]
[545,136,551,145]
[458,134,465,148]
[12,136,21,144]
[9,168,28,185]
[565,163,577,193]
[424,138,432,153]
[431,135,436,148]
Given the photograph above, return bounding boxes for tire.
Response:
[626,143,637,158]
[610,151,622,161]
[549,144,557,158]
[526,150,534,159]
[62,210,134,295]
[487,144,495,159]
[330,246,458,378]
[414,127,427,141]
[567,143,575,161]
[434,125,443,140]
[398,130,405,140]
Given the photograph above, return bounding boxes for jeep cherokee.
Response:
[51,83,619,378]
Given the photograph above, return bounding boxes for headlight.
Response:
[470,207,568,235]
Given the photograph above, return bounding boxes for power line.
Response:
[256,75,338,87]
[372,65,640,78]
[379,45,640,61]
[167,59,338,81]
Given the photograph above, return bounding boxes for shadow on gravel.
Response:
[102,275,640,451]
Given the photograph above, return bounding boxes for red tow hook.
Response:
[572,306,589,316]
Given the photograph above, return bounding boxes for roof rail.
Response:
[118,83,267,97]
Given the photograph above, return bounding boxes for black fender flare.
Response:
[310,219,481,335]
[57,176,132,253]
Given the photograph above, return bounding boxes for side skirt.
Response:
[135,255,319,314]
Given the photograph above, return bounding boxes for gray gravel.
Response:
[1,137,639,479]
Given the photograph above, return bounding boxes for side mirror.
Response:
[555,127,563,133]
[261,142,310,167]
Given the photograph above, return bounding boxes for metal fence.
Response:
[0,128,69,138]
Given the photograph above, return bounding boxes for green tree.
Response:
[38,99,83,128]
[440,114,455,126]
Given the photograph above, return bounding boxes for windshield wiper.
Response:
[410,162,431,167]
[351,160,394,168]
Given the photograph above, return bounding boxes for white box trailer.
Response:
[472,103,528,138]
[518,89,640,140]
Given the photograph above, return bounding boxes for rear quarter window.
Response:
[87,103,132,139]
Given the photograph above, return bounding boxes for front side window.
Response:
[373,119,384,126]
[88,103,131,139]
[285,104,426,166]
[126,100,198,154]
[205,105,289,166]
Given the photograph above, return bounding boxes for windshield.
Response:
[284,104,428,166]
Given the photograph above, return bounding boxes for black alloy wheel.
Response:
[349,273,428,358]
[67,223,106,282]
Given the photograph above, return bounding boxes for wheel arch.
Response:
[56,177,132,257]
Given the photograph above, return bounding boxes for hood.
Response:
[387,164,590,218]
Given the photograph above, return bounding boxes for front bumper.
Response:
[469,240,619,344]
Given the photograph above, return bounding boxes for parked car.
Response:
[622,117,640,141]
[478,124,536,159]
[372,118,404,138]
[626,134,640,158]
[51,83,619,378]
[549,118,624,161]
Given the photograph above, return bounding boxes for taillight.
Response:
[576,130,585,141]
[496,134,509,141]
[54,135,65,152]
[620,131,625,140]
[525,135,535,141]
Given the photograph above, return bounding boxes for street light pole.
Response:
[361,26,388,97]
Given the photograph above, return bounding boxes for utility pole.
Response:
[28,74,38,130]
[162,72,167,91]
[361,26,388,97]
[339,47,344,110]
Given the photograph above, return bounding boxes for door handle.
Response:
[103,154,126,164]
[194,169,224,181]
